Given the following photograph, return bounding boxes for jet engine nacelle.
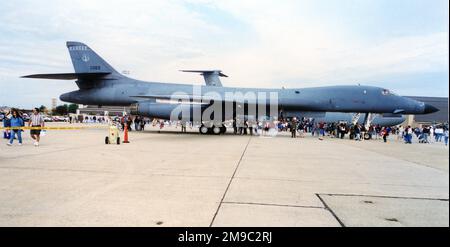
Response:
[131,102,204,122]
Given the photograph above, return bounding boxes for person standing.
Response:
[120,116,125,130]
[232,119,237,135]
[429,126,435,143]
[339,123,346,139]
[444,128,449,146]
[140,118,146,131]
[405,126,413,144]
[435,126,444,142]
[317,122,324,137]
[290,118,298,138]
[381,127,390,143]
[243,121,248,135]
[397,125,404,141]
[134,116,140,131]
[126,116,132,131]
[354,124,361,141]
[3,110,11,140]
[249,121,254,135]
[298,121,304,138]
[422,125,430,143]
[7,109,24,146]
[181,121,187,133]
[29,108,45,146]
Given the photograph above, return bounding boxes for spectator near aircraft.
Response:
[6,109,24,146]
[29,108,45,147]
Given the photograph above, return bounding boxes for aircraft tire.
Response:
[199,125,209,135]
[212,126,221,135]
[220,126,227,134]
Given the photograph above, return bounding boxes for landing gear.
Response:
[212,126,221,135]
[199,124,227,135]
[199,125,209,135]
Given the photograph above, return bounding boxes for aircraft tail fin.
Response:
[66,41,121,76]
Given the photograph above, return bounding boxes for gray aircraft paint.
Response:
[315,112,405,126]
[22,41,438,122]
[184,69,406,127]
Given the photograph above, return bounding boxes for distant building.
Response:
[78,105,128,116]
[406,96,448,126]
[51,98,57,108]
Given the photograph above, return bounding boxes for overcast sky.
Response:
[0,0,448,109]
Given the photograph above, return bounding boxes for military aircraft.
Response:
[22,41,437,134]
[188,70,407,128]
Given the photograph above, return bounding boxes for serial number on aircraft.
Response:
[178,231,272,245]
[69,45,88,51]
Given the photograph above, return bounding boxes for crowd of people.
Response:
[225,117,448,146]
[399,124,449,145]
[274,117,396,142]
[124,116,449,146]
[2,107,448,146]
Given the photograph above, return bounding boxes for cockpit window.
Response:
[381,89,390,95]
[381,89,398,96]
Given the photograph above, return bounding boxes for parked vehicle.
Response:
[43,116,53,122]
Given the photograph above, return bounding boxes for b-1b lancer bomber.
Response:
[22,42,438,134]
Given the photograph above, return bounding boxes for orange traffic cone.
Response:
[123,123,130,143]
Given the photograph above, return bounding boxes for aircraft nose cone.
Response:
[424,104,439,114]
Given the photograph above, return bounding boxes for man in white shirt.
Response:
[29,108,45,146]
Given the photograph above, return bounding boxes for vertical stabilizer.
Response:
[66,41,119,75]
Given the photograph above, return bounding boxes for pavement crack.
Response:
[209,136,252,227]
[315,193,346,227]
[222,201,324,209]
[319,193,449,201]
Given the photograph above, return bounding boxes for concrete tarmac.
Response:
[0,123,448,226]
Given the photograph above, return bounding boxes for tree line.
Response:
[38,104,79,115]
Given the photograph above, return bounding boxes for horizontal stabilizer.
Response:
[21,72,110,80]
[180,70,227,87]
[180,70,228,77]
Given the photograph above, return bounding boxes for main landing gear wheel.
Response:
[212,126,221,135]
[220,126,227,134]
[199,125,209,135]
